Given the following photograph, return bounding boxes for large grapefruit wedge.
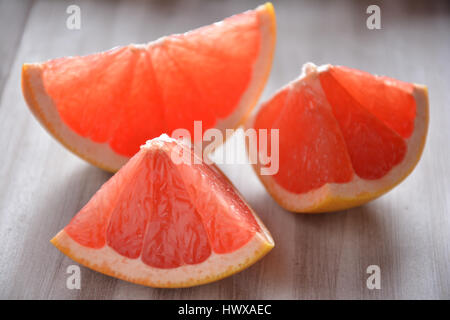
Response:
[22,3,276,172]
[247,63,429,213]
[51,135,274,288]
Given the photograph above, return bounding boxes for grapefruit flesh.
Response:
[51,135,274,287]
[22,3,276,172]
[248,63,429,213]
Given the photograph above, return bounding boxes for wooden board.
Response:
[0,0,449,299]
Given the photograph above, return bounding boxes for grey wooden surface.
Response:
[0,0,449,300]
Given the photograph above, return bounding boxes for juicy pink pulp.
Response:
[65,142,261,268]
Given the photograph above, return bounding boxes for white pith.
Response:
[22,3,276,172]
[53,227,273,288]
[248,63,429,212]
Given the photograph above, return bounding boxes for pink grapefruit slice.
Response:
[247,63,429,213]
[51,135,274,288]
[22,3,276,172]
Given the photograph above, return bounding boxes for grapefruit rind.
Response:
[21,3,276,173]
[51,229,273,288]
[247,64,429,213]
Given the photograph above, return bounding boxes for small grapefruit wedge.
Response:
[246,63,429,213]
[22,3,276,172]
[51,135,274,288]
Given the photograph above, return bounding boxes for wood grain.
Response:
[0,0,449,299]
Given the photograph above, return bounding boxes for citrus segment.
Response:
[52,135,274,287]
[247,63,429,213]
[22,3,276,172]
[64,151,144,248]
[319,70,408,179]
[253,76,354,194]
[326,66,416,138]
[176,159,261,254]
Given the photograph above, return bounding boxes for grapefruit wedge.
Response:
[247,63,429,213]
[51,135,274,288]
[22,3,276,172]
